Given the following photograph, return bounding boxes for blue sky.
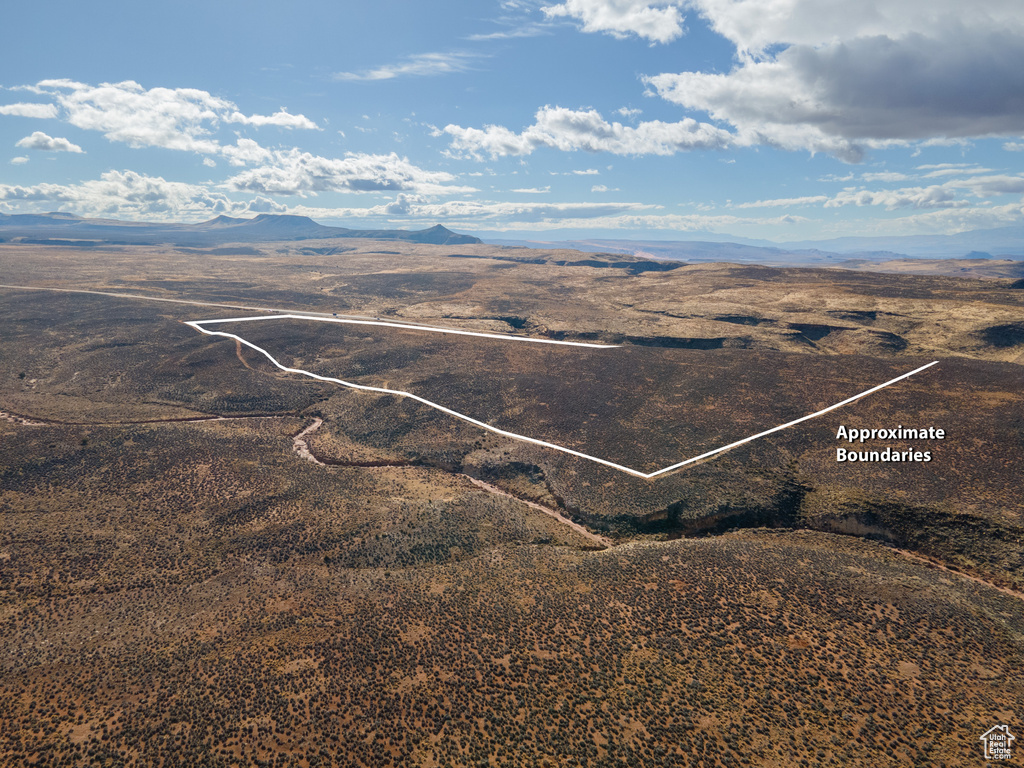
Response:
[2,0,1023,241]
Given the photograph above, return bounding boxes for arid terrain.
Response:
[1,238,1022,767]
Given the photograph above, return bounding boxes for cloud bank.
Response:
[457,0,1024,161]
[445,106,732,158]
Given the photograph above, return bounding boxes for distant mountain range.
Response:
[5,213,1021,265]
[0,213,481,246]
[484,224,1024,263]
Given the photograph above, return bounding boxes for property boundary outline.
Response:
[187,314,939,480]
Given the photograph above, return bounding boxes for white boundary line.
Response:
[186,314,939,480]
[192,313,617,348]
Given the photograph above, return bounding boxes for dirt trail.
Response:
[887,545,1024,603]
[292,417,325,465]
[289,416,612,549]
[0,409,293,428]
[1,411,46,426]
[464,476,613,549]
[235,339,257,371]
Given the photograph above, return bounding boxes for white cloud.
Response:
[826,185,967,210]
[921,165,994,178]
[821,201,1024,236]
[616,107,642,118]
[0,102,58,118]
[275,198,660,225]
[541,0,686,44]
[361,198,658,223]
[511,186,551,193]
[225,149,477,197]
[15,131,84,153]
[686,0,1023,55]
[861,171,911,182]
[915,162,976,170]
[573,168,601,174]
[228,108,317,130]
[335,52,481,81]
[450,211,809,231]
[734,195,829,208]
[590,184,621,192]
[0,170,233,219]
[445,105,733,158]
[28,79,317,158]
[735,173,1024,215]
[1004,142,1024,152]
[10,156,29,165]
[0,170,299,221]
[642,1,1024,160]
[951,174,1024,196]
[466,24,552,40]
[219,138,274,167]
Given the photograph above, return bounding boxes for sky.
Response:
[1,0,1023,242]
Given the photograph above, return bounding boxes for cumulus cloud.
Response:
[511,186,551,193]
[219,138,274,167]
[868,202,1024,234]
[686,0,1023,56]
[823,174,1024,210]
[0,170,236,219]
[10,156,29,165]
[225,149,477,197]
[0,170,304,221]
[738,172,1024,212]
[826,185,967,210]
[445,105,732,158]
[335,52,481,81]
[0,102,58,118]
[643,0,1024,160]
[15,131,84,153]
[952,174,1024,196]
[27,79,317,158]
[228,108,318,130]
[541,0,685,44]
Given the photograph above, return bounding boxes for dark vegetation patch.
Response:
[298,245,357,256]
[714,314,769,326]
[18,238,101,247]
[977,322,1024,348]
[176,246,266,256]
[345,271,477,297]
[787,322,855,341]
[827,309,879,322]
[446,251,683,274]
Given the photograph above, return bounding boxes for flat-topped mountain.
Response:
[0,212,481,246]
